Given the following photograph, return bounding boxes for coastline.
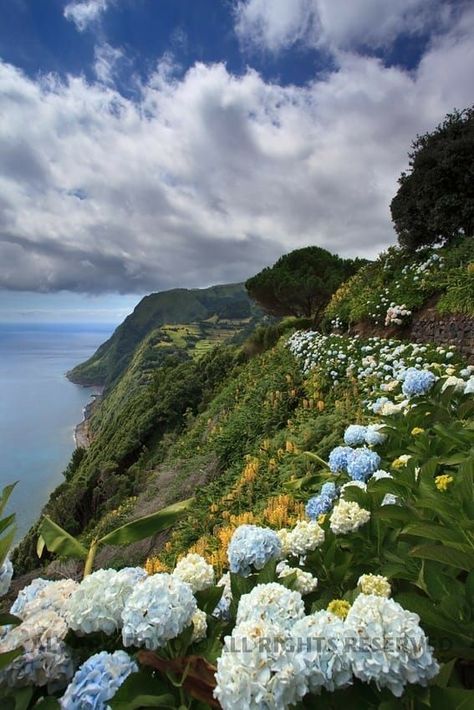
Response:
[74,390,103,449]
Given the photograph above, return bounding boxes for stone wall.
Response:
[410,310,474,362]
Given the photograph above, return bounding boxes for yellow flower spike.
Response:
[144,556,170,575]
[435,474,454,491]
[317,400,325,412]
[411,427,424,436]
[317,514,327,525]
[327,599,351,620]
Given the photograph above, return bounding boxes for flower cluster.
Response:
[16,579,79,620]
[402,368,436,397]
[358,573,391,597]
[228,524,282,576]
[276,561,318,595]
[61,651,137,709]
[236,583,305,631]
[329,500,371,535]
[345,594,439,697]
[121,573,196,650]
[385,303,411,326]
[306,482,338,519]
[173,553,215,592]
[67,567,146,635]
[0,610,73,689]
[278,520,324,557]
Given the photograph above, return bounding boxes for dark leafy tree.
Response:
[245,247,366,320]
[391,107,474,250]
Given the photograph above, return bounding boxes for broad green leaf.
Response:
[431,658,456,688]
[402,523,465,545]
[0,614,22,627]
[109,671,175,709]
[99,498,193,546]
[409,543,474,571]
[430,687,474,709]
[0,513,15,537]
[0,483,17,518]
[0,528,17,567]
[35,699,60,709]
[39,517,87,560]
[0,647,23,671]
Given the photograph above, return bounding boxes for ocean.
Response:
[0,323,114,541]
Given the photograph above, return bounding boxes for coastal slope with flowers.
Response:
[1,307,473,707]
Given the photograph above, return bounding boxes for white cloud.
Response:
[1,6,473,293]
[64,0,110,32]
[234,0,452,52]
[94,42,124,84]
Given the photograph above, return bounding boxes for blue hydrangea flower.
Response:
[306,482,339,519]
[365,424,386,446]
[61,651,137,709]
[343,425,367,446]
[228,525,282,577]
[328,446,353,473]
[402,368,436,397]
[370,397,390,414]
[346,447,381,482]
[10,579,52,617]
[0,558,13,597]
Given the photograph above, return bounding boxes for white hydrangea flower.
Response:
[358,574,391,597]
[236,583,305,631]
[214,619,307,710]
[292,611,352,692]
[345,594,439,697]
[0,610,73,689]
[341,480,367,496]
[173,553,215,593]
[20,579,79,620]
[276,528,291,557]
[441,376,465,392]
[191,609,208,643]
[464,376,474,394]
[67,567,146,635]
[122,573,196,650]
[276,561,318,595]
[330,500,370,535]
[284,520,325,556]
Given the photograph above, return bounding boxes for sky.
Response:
[0,0,473,323]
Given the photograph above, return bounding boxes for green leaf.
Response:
[0,483,17,518]
[38,517,87,560]
[35,699,60,709]
[0,647,23,671]
[430,687,474,709]
[109,671,176,709]
[0,614,22,627]
[0,514,16,537]
[194,586,224,614]
[409,543,474,571]
[99,498,193,546]
[0,528,16,567]
[432,658,456,688]
[402,523,465,545]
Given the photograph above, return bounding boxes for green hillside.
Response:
[67,282,259,386]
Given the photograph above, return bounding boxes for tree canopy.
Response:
[390,106,474,250]
[245,246,366,320]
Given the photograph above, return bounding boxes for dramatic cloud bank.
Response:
[235,0,452,52]
[0,3,473,293]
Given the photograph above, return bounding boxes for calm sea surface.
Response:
[0,323,114,540]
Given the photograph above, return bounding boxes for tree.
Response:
[390,107,474,250]
[245,246,365,321]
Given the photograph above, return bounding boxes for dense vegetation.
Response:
[391,106,474,250]
[324,235,474,330]
[245,247,366,321]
